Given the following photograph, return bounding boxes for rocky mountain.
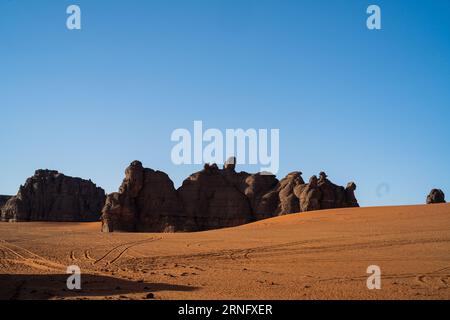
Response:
[102,159,359,232]
[1,170,106,222]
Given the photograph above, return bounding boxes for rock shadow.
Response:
[0,273,198,300]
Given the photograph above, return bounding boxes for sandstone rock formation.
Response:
[102,159,359,232]
[177,163,254,231]
[426,189,446,204]
[345,182,359,207]
[274,172,304,214]
[295,175,322,212]
[1,170,106,222]
[102,161,185,232]
[294,173,359,212]
[0,195,12,212]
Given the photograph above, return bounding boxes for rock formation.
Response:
[252,172,304,218]
[345,182,359,207]
[102,159,359,232]
[1,170,106,222]
[177,163,254,231]
[0,195,12,212]
[294,173,359,212]
[295,175,322,212]
[102,161,185,232]
[426,189,446,204]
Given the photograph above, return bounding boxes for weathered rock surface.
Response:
[345,182,359,207]
[177,163,254,231]
[295,172,359,212]
[426,189,446,204]
[102,160,360,232]
[1,170,106,222]
[295,175,322,212]
[0,195,12,212]
[102,161,185,232]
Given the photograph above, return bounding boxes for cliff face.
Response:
[102,159,359,232]
[1,170,106,222]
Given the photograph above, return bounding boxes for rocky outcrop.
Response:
[177,163,254,231]
[295,175,322,212]
[1,170,106,222]
[276,172,305,214]
[102,161,185,232]
[102,159,359,232]
[0,195,12,212]
[345,182,359,207]
[102,159,282,232]
[294,173,359,212]
[426,189,446,204]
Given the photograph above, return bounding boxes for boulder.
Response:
[426,189,446,204]
[1,170,105,222]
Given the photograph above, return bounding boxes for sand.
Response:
[0,204,449,300]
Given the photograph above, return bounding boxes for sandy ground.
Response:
[0,204,449,300]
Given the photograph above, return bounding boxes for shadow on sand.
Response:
[0,273,198,300]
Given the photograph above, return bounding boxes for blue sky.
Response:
[1,0,449,207]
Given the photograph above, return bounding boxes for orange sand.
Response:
[0,204,449,300]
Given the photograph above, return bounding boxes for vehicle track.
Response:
[93,237,161,266]
[84,250,96,261]
[0,240,66,272]
[225,238,450,261]
[314,266,450,287]
[70,250,78,261]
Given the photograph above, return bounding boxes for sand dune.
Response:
[0,204,449,300]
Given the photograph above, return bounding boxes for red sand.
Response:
[0,203,449,300]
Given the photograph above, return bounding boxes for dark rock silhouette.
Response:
[102,160,359,232]
[426,189,446,204]
[0,195,12,212]
[1,170,105,222]
[345,182,359,207]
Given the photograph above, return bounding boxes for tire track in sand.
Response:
[84,250,96,261]
[0,240,66,272]
[93,237,161,266]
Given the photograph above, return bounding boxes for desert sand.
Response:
[0,203,449,300]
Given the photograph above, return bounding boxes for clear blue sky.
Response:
[1,0,449,207]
